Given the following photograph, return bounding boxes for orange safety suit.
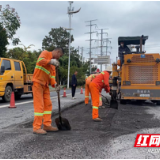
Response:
[89,71,110,119]
[32,50,56,131]
[85,74,102,106]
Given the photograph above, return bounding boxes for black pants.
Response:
[72,85,76,97]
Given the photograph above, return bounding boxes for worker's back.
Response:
[86,74,99,85]
[92,71,110,91]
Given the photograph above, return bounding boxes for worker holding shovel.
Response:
[32,48,64,135]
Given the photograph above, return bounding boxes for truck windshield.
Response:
[0,59,11,75]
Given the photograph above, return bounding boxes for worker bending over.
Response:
[89,67,112,122]
[32,48,64,135]
[85,69,100,105]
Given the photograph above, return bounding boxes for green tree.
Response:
[23,51,37,74]
[6,45,40,74]
[42,27,90,86]
[6,47,25,60]
[0,4,21,46]
[0,23,8,57]
[42,27,74,51]
[19,44,35,52]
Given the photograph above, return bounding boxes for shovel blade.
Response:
[110,100,118,109]
[55,117,71,131]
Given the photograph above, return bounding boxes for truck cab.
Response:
[0,58,33,102]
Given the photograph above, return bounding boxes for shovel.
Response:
[55,67,71,130]
[110,100,118,109]
[101,94,118,110]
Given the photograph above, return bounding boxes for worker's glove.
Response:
[55,84,60,92]
[49,59,59,67]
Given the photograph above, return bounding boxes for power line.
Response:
[93,29,111,71]
[85,19,98,74]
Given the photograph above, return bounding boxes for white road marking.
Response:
[0,93,73,109]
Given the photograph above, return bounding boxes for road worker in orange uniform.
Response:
[89,66,112,122]
[85,69,100,105]
[32,48,64,135]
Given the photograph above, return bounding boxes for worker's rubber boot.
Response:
[43,125,58,132]
[93,117,102,122]
[33,129,47,135]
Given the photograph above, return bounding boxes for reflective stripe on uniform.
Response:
[85,96,89,98]
[93,106,98,109]
[37,57,44,63]
[102,80,104,83]
[92,75,95,78]
[99,97,102,101]
[50,76,55,79]
[101,72,105,75]
[34,112,43,116]
[35,65,50,75]
[43,111,52,115]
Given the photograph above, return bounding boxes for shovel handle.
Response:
[56,67,61,118]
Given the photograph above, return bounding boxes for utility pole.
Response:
[80,47,83,62]
[95,29,108,71]
[91,29,112,71]
[67,1,81,89]
[100,29,103,71]
[105,39,112,55]
[85,19,98,74]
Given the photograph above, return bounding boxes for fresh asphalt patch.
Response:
[1,100,160,158]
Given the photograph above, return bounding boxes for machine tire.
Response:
[156,101,160,105]
[152,100,160,105]
[120,99,127,104]
[136,100,145,105]
[2,85,12,102]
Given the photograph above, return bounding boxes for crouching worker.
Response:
[89,66,112,122]
[32,48,64,135]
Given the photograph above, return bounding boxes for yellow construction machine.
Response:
[110,35,160,108]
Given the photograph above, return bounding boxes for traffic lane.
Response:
[0,91,84,130]
[1,101,160,158]
[0,88,81,105]
[0,102,116,159]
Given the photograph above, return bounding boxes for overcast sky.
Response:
[1,1,160,69]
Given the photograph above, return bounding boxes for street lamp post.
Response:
[67,1,81,89]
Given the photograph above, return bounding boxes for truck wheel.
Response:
[15,93,22,100]
[2,85,12,102]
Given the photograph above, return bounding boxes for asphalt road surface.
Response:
[0,100,160,158]
[0,89,82,130]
